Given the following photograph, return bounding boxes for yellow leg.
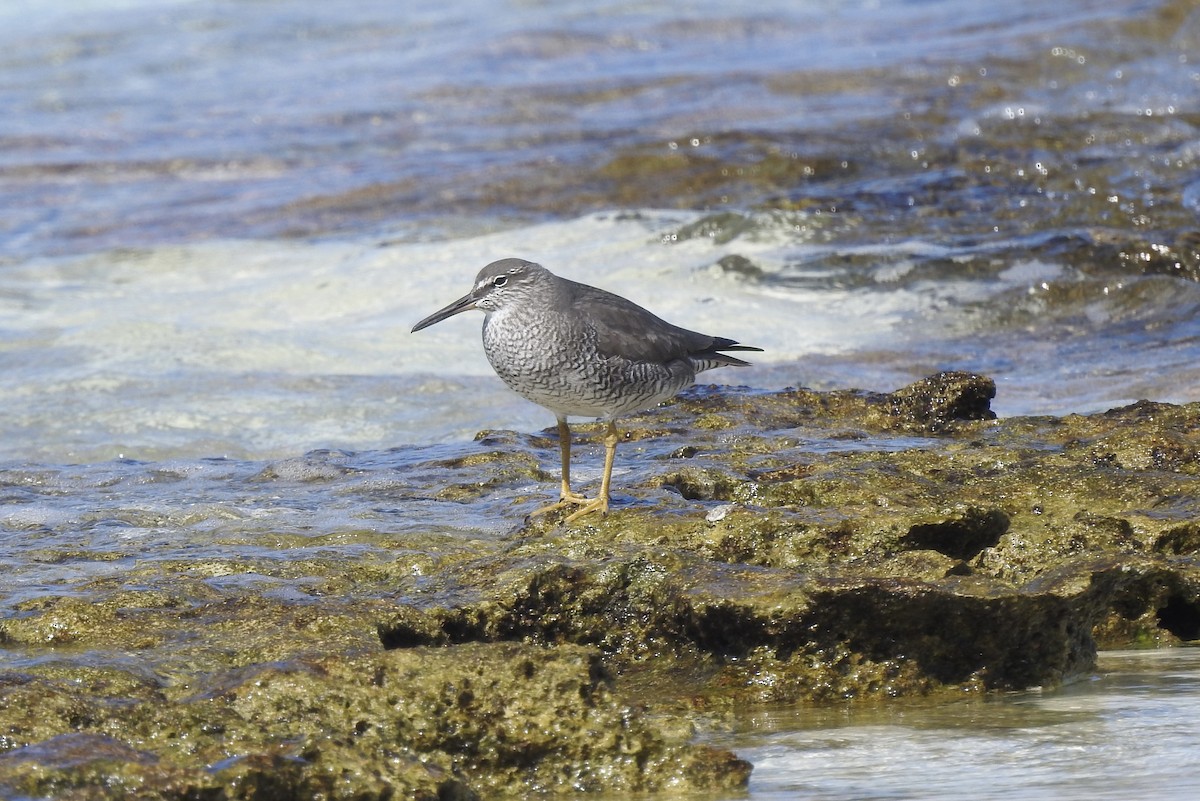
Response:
[530,419,620,522]
[531,417,589,517]
[554,416,590,504]
[564,421,619,523]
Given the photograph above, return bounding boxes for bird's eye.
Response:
[493,275,508,287]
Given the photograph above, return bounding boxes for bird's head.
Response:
[411,258,546,331]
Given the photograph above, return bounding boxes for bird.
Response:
[411,258,760,522]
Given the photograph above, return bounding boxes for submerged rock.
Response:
[3,372,1199,798]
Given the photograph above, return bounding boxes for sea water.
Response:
[3,0,1198,465]
[722,648,1200,801]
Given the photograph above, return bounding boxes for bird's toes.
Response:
[530,492,588,516]
[563,497,608,524]
[527,492,609,523]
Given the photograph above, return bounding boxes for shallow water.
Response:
[720,648,1200,801]
[2,0,1200,795]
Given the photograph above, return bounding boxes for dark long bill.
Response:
[411,292,478,332]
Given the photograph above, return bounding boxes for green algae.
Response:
[3,372,1200,797]
[0,642,750,800]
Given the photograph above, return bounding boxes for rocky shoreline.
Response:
[2,372,1198,798]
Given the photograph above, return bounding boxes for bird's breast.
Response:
[480,307,693,418]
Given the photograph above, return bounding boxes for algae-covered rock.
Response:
[3,372,1199,798]
[0,642,748,799]
[378,372,1200,706]
[377,547,1106,702]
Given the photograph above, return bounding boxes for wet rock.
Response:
[378,547,1105,698]
[712,253,766,280]
[377,373,1200,706]
[888,371,997,428]
[0,642,749,799]
[3,374,1200,798]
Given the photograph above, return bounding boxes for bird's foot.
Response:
[563,496,608,523]
[530,492,608,522]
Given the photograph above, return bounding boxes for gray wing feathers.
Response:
[566,280,760,367]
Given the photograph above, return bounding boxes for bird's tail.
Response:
[694,338,762,370]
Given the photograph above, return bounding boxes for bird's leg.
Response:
[552,416,591,504]
[563,421,619,523]
[530,419,621,521]
[531,417,590,517]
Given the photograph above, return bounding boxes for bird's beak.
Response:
[411,291,479,333]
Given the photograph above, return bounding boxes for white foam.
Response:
[2,211,1196,463]
[1,212,900,462]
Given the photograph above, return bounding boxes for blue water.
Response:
[0,0,1169,257]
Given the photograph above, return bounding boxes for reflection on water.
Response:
[722,649,1200,801]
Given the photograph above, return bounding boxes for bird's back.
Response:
[480,268,758,419]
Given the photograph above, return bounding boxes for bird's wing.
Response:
[567,280,752,365]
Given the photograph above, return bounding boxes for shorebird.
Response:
[412,258,759,522]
